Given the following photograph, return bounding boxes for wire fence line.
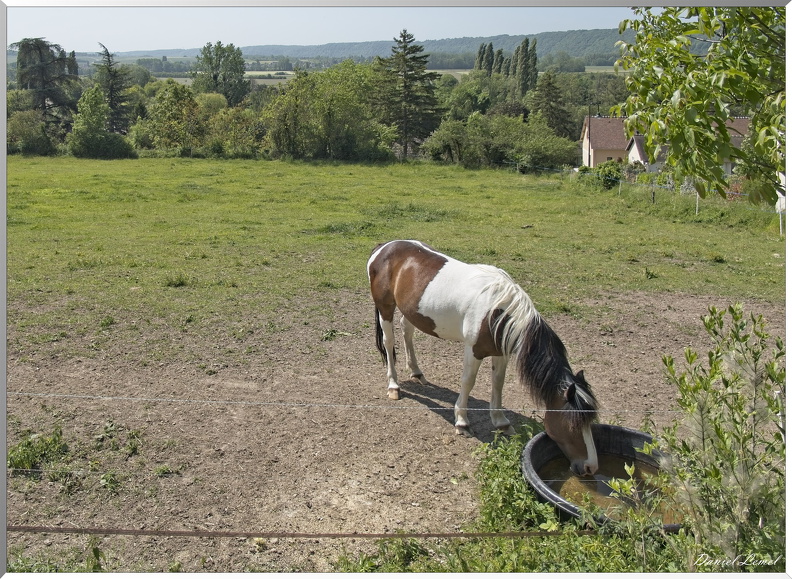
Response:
[6,524,597,540]
[526,164,785,216]
[7,389,685,415]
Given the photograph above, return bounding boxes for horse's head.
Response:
[544,370,598,476]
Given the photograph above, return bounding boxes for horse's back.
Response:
[369,240,512,345]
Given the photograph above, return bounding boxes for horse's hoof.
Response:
[455,425,473,437]
[411,373,430,385]
[497,425,516,436]
[388,388,401,400]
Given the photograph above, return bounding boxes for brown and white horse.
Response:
[367,240,599,475]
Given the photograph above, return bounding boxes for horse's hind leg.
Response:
[378,311,402,400]
[490,356,515,435]
[402,316,429,385]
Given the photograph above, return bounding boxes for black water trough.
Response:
[521,423,680,531]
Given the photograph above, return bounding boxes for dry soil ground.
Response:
[6,289,785,572]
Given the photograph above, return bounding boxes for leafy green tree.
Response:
[373,30,442,159]
[67,85,136,158]
[261,70,313,158]
[190,41,250,107]
[263,62,393,161]
[94,43,132,133]
[442,70,512,121]
[423,112,576,170]
[421,118,468,163]
[512,112,578,171]
[615,7,785,204]
[146,80,204,154]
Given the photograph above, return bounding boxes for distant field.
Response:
[585,65,627,73]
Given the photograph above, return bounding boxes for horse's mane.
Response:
[474,264,536,357]
[516,316,598,429]
[476,267,597,429]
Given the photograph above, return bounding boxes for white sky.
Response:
[6,6,638,54]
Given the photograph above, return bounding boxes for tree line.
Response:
[7,31,623,168]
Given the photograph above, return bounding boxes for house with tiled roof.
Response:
[580,116,629,168]
[582,115,753,176]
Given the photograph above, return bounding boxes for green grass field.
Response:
[8,156,784,365]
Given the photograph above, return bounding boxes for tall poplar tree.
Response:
[493,49,504,75]
[526,39,538,91]
[483,42,495,76]
[373,30,442,159]
[515,38,530,97]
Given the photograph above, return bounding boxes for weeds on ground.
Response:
[7,425,68,475]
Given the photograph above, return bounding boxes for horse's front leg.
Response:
[402,316,429,385]
[455,345,482,436]
[490,356,515,435]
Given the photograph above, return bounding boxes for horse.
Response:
[367,239,599,476]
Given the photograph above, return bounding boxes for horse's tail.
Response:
[374,307,389,365]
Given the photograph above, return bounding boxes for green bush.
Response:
[594,160,623,189]
[7,110,56,156]
[659,304,785,571]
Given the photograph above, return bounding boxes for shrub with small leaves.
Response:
[659,304,785,571]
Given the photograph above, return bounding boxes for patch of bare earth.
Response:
[6,290,784,572]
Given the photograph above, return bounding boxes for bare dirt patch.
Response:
[6,289,784,572]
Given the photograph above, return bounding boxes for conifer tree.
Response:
[373,30,441,159]
[527,68,575,139]
[95,43,131,133]
[11,38,78,126]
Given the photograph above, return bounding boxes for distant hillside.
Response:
[114,28,634,62]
